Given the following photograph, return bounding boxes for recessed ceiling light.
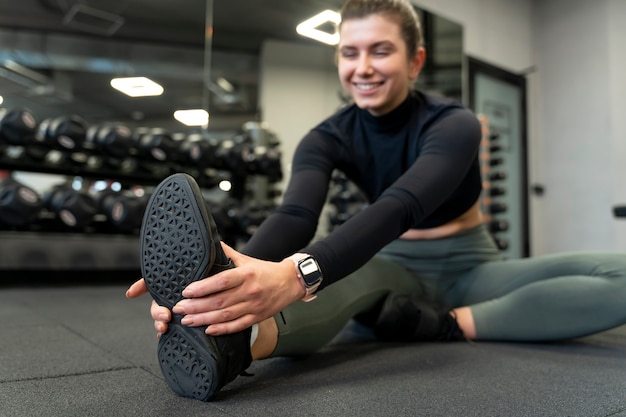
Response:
[110,76,163,97]
[296,10,341,46]
[216,77,235,93]
[174,109,209,127]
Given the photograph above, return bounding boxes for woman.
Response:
[127,0,626,402]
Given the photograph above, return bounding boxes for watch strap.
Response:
[286,253,322,302]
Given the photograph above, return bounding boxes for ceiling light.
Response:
[0,95,3,105]
[219,180,232,192]
[110,77,163,97]
[216,77,234,93]
[296,10,341,46]
[174,109,209,127]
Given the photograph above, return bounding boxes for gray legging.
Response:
[272,224,626,356]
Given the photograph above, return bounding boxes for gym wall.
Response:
[413,0,626,254]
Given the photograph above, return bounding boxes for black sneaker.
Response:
[374,293,464,342]
[140,172,252,401]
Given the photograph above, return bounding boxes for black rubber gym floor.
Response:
[1,284,625,417]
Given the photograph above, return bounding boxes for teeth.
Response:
[355,83,381,91]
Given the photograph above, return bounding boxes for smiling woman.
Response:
[337,14,425,115]
[124,0,626,406]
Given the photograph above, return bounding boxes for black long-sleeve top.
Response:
[243,90,482,290]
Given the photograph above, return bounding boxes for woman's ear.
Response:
[409,47,426,80]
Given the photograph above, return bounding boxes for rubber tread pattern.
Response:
[139,173,251,402]
[141,173,214,309]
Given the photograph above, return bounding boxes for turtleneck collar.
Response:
[357,90,415,133]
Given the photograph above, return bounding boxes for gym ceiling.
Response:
[0,0,344,131]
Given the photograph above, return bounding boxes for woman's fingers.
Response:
[151,300,171,321]
[125,278,148,298]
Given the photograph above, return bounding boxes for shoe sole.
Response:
[140,173,221,401]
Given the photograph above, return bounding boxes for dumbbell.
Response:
[245,145,283,181]
[0,108,47,160]
[0,108,38,146]
[494,237,509,251]
[214,139,248,176]
[179,134,221,168]
[35,115,89,165]
[489,171,507,182]
[0,177,44,227]
[44,184,98,229]
[86,123,135,158]
[489,157,504,167]
[329,190,365,206]
[488,186,506,197]
[136,128,179,163]
[487,202,507,214]
[86,124,138,172]
[37,115,88,152]
[99,190,149,234]
[489,220,509,233]
[236,202,274,236]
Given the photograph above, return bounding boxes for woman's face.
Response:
[338,14,424,116]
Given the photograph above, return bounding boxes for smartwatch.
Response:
[287,253,323,302]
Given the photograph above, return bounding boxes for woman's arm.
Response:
[304,109,482,287]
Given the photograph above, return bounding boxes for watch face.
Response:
[299,258,322,285]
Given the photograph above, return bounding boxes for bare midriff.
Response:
[399,200,484,241]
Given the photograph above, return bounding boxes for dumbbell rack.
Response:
[0,150,174,281]
[478,114,525,257]
[0,112,282,282]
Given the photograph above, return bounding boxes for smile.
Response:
[354,82,383,91]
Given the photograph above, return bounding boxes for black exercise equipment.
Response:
[86,123,135,159]
[236,202,275,236]
[44,184,98,229]
[326,173,367,232]
[489,220,509,233]
[494,237,509,251]
[613,206,626,218]
[0,108,38,146]
[488,202,507,215]
[179,134,221,168]
[0,108,48,161]
[85,123,138,173]
[245,145,283,182]
[214,138,248,175]
[136,128,179,163]
[489,157,504,167]
[488,186,506,197]
[37,115,88,152]
[489,171,507,182]
[98,190,148,234]
[0,177,44,227]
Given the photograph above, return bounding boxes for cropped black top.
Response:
[243,90,482,289]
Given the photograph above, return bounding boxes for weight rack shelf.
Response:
[0,150,221,188]
[0,120,282,274]
[0,231,139,271]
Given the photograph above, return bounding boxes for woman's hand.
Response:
[126,278,172,338]
[173,242,305,335]
[125,242,306,337]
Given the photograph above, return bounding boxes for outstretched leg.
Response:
[452,252,626,341]
[271,256,425,357]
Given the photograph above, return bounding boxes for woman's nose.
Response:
[355,55,373,76]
